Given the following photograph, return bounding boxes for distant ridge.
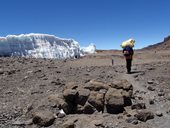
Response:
[143,36,170,50]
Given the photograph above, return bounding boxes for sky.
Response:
[0,0,170,49]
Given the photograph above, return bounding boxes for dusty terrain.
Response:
[1,48,170,128]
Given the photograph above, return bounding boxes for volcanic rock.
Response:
[149,99,155,105]
[158,91,165,96]
[32,110,55,127]
[105,88,124,114]
[110,79,133,90]
[48,94,65,107]
[126,117,138,125]
[147,80,154,84]
[88,91,104,112]
[147,86,155,91]
[48,94,74,114]
[63,89,78,102]
[82,102,96,114]
[77,88,90,106]
[131,103,146,110]
[135,110,154,122]
[156,111,163,117]
[84,79,109,91]
[0,68,4,74]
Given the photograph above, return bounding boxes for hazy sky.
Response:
[0,0,170,49]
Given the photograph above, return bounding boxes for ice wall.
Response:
[0,33,81,59]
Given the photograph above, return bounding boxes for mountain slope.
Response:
[143,36,170,50]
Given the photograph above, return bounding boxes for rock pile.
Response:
[48,79,133,115]
[24,79,156,127]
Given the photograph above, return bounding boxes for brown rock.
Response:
[149,99,154,104]
[126,117,138,125]
[62,102,74,114]
[64,82,78,90]
[158,92,165,96]
[63,89,78,102]
[135,110,154,122]
[105,88,124,114]
[147,86,155,91]
[83,102,96,114]
[88,91,104,112]
[48,94,63,100]
[0,68,4,74]
[32,110,55,127]
[48,94,65,107]
[121,89,133,98]
[110,79,133,91]
[120,89,133,106]
[155,111,163,117]
[77,89,90,106]
[84,79,109,91]
[131,103,146,110]
[48,94,73,114]
[147,80,154,84]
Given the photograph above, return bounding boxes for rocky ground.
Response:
[0,49,170,128]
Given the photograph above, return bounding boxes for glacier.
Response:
[0,33,96,59]
[80,43,96,55]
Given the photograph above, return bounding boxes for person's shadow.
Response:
[130,71,144,74]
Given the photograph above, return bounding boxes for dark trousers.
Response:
[126,59,132,73]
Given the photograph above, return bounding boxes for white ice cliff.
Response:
[80,43,96,55]
[0,33,96,59]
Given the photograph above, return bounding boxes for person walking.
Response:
[123,46,134,74]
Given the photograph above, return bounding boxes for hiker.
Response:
[123,46,134,74]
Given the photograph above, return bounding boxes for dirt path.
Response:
[122,73,147,92]
[122,72,170,128]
